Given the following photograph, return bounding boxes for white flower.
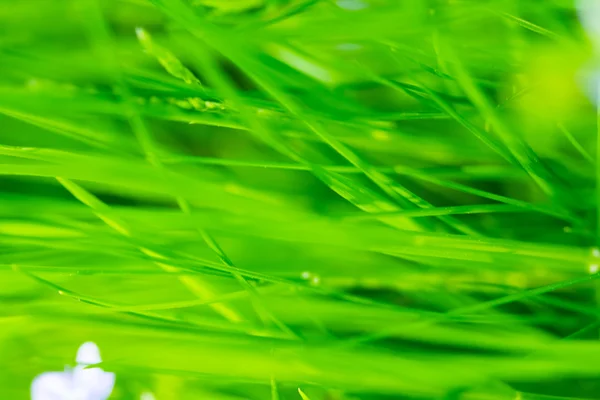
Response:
[31,342,115,400]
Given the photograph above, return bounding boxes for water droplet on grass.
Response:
[301,271,321,285]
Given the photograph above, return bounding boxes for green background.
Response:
[1,0,600,399]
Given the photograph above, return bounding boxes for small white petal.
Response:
[141,392,156,400]
[73,342,115,399]
[72,366,116,400]
[76,342,102,365]
[31,371,73,400]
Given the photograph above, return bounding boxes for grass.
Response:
[1,0,600,399]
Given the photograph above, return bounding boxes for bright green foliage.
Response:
[0,0,599,399]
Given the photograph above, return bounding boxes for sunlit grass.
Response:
[1,0,600,399]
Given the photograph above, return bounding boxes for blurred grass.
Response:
[1,0,600,399]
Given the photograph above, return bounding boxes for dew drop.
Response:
[135,27,148,41]
[310,275,321,286]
